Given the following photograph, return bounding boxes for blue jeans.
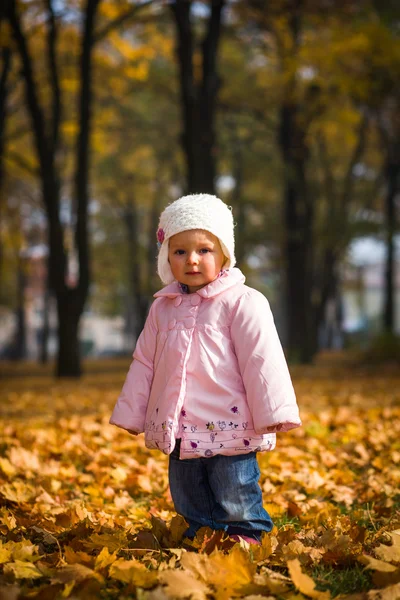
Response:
[169,439,273,540]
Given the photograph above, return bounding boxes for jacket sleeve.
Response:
[109,301,158,434]
[230,289,301,434]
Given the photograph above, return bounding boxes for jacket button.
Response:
[168,319,176,330]
[191,295,201,306]
[174,296,182,307]
[184,317,196,329]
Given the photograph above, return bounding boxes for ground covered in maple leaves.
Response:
[0,355,399,600]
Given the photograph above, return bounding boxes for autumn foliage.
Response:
[0,357,399,599]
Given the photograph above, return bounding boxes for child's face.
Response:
[168,229,226,293]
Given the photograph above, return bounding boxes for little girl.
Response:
[110,194,301,544]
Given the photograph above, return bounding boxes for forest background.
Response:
[0,0,399,377]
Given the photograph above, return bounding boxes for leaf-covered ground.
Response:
[0,355,399,600]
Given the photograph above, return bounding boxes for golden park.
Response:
[1,0,400,598]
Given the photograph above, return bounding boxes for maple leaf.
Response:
[0,481,36,503]
[0,543,12,565]
[83,530,128,552]
[0,458,17,478]
[51,563,104,584]
[181,546,255,600]
[159,569,210,599]
[109,557,158,588]
[287,558,331,600]
[4,560,43,580]
[94,546,118,571]
[0,508,16,531]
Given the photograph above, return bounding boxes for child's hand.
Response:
[127,429,139,436]
[264,424,283,432]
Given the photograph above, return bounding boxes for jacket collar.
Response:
[154,267,246,299]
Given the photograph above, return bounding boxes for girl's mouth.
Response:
[186,272,201,275]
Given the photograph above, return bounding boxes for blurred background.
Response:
[0,0,399,377]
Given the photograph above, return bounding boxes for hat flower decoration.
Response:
[156,227,165,249]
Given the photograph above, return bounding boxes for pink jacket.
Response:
[110,268,301,459]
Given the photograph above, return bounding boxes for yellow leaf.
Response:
[51,564,104,584]
[10,540,40,562]
[0,481,36,503]
[84,531,127,552]
[0,508,16,530]
[110,466,128,483]
[9,447,40,472]
[64,546,93,565]
[264,503,285,517]
[109,557,158,588]
[287,559,330,600]
[250,533,275,562]
[95,546,118,571]
[61,581,75,598]
[4,560,43,580]
[182,546,255,600]
[159,569,209,600]
[0,542,12,564]
[0,458,17,477]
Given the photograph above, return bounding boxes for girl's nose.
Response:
[187,251,199,264]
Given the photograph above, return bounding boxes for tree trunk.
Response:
[0,46,11,295]
[279,101,315,363]
[383,151,399,332]
[123,196,149,342]
[12,255,27,360]
[39,276,50,364]
[57,291,81,377]
[170,0,224,193]
[7,0,100,377]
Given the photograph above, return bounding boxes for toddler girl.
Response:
[110,194,301,544]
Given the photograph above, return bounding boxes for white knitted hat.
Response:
[156,194,236,285]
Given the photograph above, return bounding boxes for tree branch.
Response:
[341,111,369,214]
[7,0,50,194]
[93,0,155,43]
[45,0,62,157]
[5,150,38,176]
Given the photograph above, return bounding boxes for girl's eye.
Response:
[175,249,185,255]
[199,248,210,254]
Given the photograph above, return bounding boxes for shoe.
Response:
[229,534,260,545]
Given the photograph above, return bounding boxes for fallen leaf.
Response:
[359,555,397,573]
[159,569,209,600]
[51,563,104,584]
[109,557,158,588]
[83,531,127,552]
[94,546,118,571]
[0,543,12,565]
[368,582,400,599]
[4,560,43,580]
[375,531,400,564]
[287,558,330,599]
[0,482,36,503]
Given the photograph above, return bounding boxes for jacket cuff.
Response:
[109,416,144,434]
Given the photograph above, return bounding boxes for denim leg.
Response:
[206,452,273,539]
[168,441,224,537]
